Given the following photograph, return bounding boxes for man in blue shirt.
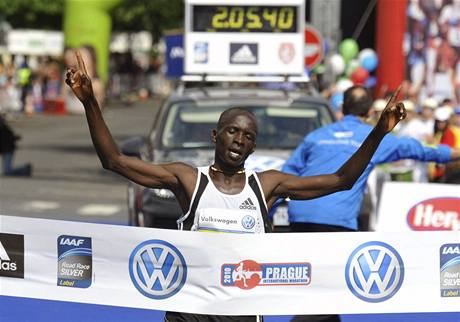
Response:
[283,85,458,322]
[283,85,458,233]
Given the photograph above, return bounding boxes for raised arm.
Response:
[262,87,406,203]
[65,51,196,202]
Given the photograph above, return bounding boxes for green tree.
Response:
[0,0,64,30]
[111,0,184,42]
[0,0,184,42]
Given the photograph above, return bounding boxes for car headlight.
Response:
[150,188,175,199]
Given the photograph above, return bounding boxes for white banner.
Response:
[0,215,459,315]
[376,182,460,232]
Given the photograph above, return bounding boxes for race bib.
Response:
[193,208,264,234]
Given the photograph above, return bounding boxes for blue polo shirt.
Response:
[282,115,452,230]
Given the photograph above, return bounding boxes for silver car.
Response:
[122,85,334,231]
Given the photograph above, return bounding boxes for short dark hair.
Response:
[342,85,373,117]
[217,107,258,133]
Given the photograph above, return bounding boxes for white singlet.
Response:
[177,166,270,234]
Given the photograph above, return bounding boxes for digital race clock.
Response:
[192,5,298,33]
[185,0,305,75]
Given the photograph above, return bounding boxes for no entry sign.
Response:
[304,24,324,70]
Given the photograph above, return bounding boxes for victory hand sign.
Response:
[376,85,407,134]
[65,50,94,103]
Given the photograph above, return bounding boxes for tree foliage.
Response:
[0,0,64,30]
[111,0,184,42]
[0,0,184,42]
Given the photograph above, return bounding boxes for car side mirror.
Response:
[120,136,147,158]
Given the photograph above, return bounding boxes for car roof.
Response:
[167,84,329,106]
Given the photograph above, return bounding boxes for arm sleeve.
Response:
[372,134,452,164]
[282,134,315,175]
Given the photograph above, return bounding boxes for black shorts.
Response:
[164,311,263,322]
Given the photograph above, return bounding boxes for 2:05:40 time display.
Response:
[192,5,298,33]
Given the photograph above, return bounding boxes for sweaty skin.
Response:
[66,50,407,223]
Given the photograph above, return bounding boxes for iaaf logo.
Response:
[440,243,460,297]
[406,197,460,231]
[221,260,311,290]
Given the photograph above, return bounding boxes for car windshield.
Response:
[161,102,332,149]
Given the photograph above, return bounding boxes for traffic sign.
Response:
[304,24,324,70]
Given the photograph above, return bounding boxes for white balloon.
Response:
[328,54,346,75]
[336,78,354,92]
[358,48,377,63]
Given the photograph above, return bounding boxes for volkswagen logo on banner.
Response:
[129,240,187,299]
[345,241,404,302]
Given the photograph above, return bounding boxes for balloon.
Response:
[336,78,354,92]
[312,63,326,75]
[328,54,345,75]
[339,38,359,62]
[330,92,344,111]
[350,67,369,85]
[359,48,378,72]
[345,59,360,76]
[365,76,377,88]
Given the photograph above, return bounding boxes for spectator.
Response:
[282,85,459,234]
[0,113,32,176]
[430,106,458,182]
[394,99,431,182]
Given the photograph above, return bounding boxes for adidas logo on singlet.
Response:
[239,198,257,210]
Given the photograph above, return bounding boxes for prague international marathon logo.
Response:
[345,241,404,302]
[57,235,92,288]
[222,259,311,290]
[129,240,187,299]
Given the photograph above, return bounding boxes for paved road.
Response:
[0,98,161,224]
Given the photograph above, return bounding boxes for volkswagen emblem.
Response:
[242,215,256,230]
[129,240,187,299]
[345,241,404,302]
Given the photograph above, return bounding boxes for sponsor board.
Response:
[129,240,187,299]
[376,182,460,232]
[345,241,404,303]
[57,235,92,288]
[221,259,311,289]
[0,233,24,279]
[407,197,460,231]
[440,243,460,297]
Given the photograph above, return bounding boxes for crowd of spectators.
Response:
[0,49,163,117]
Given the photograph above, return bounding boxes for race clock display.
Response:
[192,5,298,33]
[184,0,305,75]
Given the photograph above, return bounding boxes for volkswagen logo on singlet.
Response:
[345,241,404,302]
[242,215,256,230]
[129,240,187,299]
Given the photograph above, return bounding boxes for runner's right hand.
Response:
[65,50,94,103]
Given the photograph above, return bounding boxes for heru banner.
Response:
[0,215,459,315]
[376,182,460,232]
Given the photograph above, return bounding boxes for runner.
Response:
[66,51,406,322]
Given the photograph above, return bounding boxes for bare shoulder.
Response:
[163,161,197,178]
[163,161,198,200]
[257,169,289,195]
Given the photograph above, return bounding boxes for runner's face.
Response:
[213,114,257,168]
